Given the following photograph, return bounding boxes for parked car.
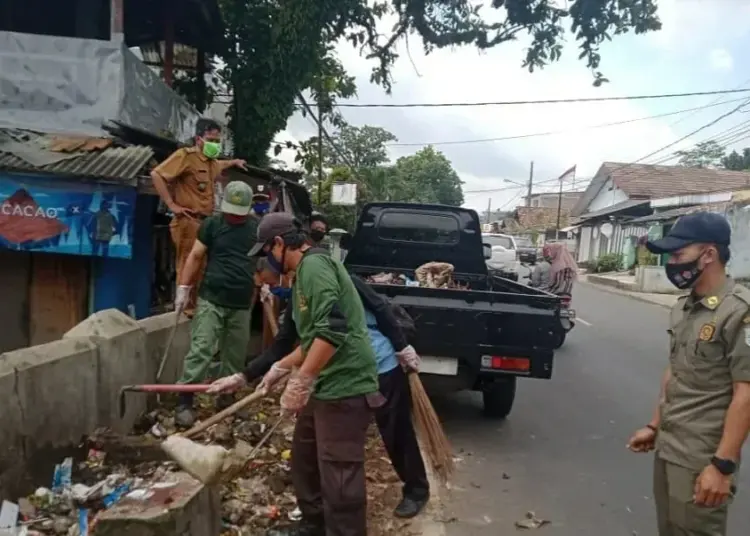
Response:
[342,203,563,419]
[481,233,519,279]
[514,236,538,264]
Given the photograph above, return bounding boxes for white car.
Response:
[482,233,519,273]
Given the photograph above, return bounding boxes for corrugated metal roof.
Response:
[577,199,650,221]
[0,129,154,183]
[628,203,731,224]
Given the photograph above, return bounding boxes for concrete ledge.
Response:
[580,277,680,310]
[0,309,192,500]
[92,472,221,536]
[586,273,638,292]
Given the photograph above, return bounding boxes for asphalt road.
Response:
[434,281,750,536]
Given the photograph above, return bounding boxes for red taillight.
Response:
[490,356,530,372]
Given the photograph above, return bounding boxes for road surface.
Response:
[435,281,750,536]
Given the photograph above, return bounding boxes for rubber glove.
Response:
[280,370,316,415]
[257,363,291,393]
[396,345,421,372]
[175,285,191,311]
[206,373,247,394]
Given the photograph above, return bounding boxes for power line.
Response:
[303,88,750,109]
[385,98,750,147]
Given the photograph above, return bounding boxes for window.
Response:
[378,211,460,244]
[515,238,533,248]
[483,235,514,249]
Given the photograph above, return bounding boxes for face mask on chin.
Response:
[267,241,287,274]
[665,251,707,290]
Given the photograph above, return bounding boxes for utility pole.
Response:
[485,197,492,225]
[317,97,324,206]
[555,171,564,239]
[526,161,534,206]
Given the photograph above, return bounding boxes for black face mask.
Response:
[665,254,705,290]
[310,230,326,243]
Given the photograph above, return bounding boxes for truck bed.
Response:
[351,266,561,379]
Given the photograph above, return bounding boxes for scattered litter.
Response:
[515,511,549,530]
[0,500,20,529]
[7,392,411,535]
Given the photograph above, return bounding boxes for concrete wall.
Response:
[728,206,750,281]
[0,309,191,500]
[635,265,679,294]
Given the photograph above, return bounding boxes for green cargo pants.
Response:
[179,298,251,384]
[653,457,733,536]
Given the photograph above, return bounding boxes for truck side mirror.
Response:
[482,243,492,260]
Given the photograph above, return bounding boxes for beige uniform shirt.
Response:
[656,277,750,470]
[152,147,227,216]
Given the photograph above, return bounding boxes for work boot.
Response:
[266,521,325,536]
[394,492,429,518]
[175,393,196,428]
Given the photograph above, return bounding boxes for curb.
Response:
[579,278,675,310]
[411,447,447,536]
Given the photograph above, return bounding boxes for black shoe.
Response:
[266,522,325,536]
[394,494,429,518]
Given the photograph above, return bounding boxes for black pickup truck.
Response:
[341,202,563,419]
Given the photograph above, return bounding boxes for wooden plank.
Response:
[0,249,31,352]
[29,254,89,345]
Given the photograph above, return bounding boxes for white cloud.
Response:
[709,48,734,71]
[271,2,745,212]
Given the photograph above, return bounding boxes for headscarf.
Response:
[545,243,578,281]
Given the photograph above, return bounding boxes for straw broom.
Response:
[408,372,454,483]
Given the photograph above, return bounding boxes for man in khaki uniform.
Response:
[151,118,247,317]
[628,212,750,536]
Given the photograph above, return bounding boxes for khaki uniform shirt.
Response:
[152,147,227,216]
[656,277,750,470]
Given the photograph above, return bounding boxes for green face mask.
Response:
[202,140,222,159]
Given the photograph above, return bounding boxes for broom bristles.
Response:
[408,372,454,483]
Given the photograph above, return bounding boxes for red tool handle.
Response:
[126,384,212,393]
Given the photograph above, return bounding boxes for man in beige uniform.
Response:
[628,212,750,536]
[151,118,247,317]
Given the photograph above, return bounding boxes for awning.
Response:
[559,224,580,233]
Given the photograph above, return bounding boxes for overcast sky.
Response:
[270,0,750,212]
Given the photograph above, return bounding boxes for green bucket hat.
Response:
[220,181,253,216]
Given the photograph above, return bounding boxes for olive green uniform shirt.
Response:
[291,253,379,401]
[656,277,750,471]
[197,215,258,309]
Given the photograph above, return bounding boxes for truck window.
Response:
[378,211,460,245]
[483,235,514,249]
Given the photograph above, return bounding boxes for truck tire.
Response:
[482,377,517,419]
[552,330,567,349]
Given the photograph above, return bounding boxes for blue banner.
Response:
[0,174,137,259]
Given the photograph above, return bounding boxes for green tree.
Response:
[217,0,662,164]
[323,125,397,168]
[722,148,750,171]
[676,140,727,169]
[393,146,464,206]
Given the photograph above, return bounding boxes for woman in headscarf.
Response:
[538,243,578,297]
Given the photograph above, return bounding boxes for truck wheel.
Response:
[482,377,517,419]
[552,331,566,349]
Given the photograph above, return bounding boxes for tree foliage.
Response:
[722,148,750,171]
[216,0,662,164]
[304,125,464,230]
[676,141,727,169]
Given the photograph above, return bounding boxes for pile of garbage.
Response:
[1,394,413,536]
[366,262,469,290]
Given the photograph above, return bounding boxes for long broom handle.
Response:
[182,300,281,438]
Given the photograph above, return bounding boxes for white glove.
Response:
[260,284,272,303]
[206,373,247,394]
[257,363,292,393]
[396,345,421,372]
[175,285,192,311]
